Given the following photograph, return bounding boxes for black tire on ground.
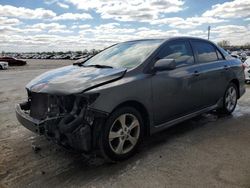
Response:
[98,106,144,162]
[218,82,238,115]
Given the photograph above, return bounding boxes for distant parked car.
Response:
[16,37,245,161]
[0,57,26,66]
[239,52,247,62]
[245,51,250,59]
[243,58,250,83]
[0,61,8,70]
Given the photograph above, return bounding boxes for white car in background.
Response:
[0,61,8,70]
[243,58,250,83]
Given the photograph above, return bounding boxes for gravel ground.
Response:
[0,60,250,188]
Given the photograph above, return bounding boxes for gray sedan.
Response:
[16,37,245,161]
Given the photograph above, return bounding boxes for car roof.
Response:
[124,36,212,44]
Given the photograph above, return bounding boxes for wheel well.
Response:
[230,79,240,98]
[112,101,150,136]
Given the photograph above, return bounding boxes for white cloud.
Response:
[27,23,66,30]
[78,24,91,29]
[66,0,185,21]
[151,16,226,29]
[0,1,249,52]
[45,0,70,9]
[0,4,56,19]
[79,23,181,46]
[212,25,248,35]
[48,29,73,33]
[136,29,180,38]
[0,22,72,35]
[211,25,250,45]
[85,23,136,36]
[184,30,207,38]
[0,26,23,34]
[44,0,58,5]
[53,13,93,20]
[57,2,69,9]
[0,17,21,25]
[203,0,250,19]
[26,23,72,33]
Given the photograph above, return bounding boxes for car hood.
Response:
[26,65,127,95]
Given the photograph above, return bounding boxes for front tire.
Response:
[219,83,238,114]
[99,106,144,162]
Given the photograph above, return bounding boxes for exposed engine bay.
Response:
[17,90,107,153]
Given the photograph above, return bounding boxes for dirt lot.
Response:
[0,60,250,188]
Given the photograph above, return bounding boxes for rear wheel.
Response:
[99,107,143,162]
[218,83,238,114]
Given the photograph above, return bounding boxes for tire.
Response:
[99,106,144,162]
[218,83,238,115]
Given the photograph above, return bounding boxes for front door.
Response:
[151,39,204,126]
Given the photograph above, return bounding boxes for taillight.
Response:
[242,63,248,70]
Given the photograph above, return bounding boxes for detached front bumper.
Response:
[16,103,45,134]
[16,100,107,152]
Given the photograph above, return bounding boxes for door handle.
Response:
[224,65,230,70]
[193,70,200,76]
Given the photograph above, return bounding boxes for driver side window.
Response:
[158,40,194,67]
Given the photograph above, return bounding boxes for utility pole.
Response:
[208,26,211,40]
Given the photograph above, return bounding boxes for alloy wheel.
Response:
[225,86,237,112]
[108,113,140,155]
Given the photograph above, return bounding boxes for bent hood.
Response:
[26,65,127,95]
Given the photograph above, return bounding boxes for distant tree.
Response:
[75,51,82,54]
[90,49,98,55]
[82,49,88,55]
[243,42,250,49]
[217,40,230,48]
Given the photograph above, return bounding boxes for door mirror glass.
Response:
[154,59,176,71]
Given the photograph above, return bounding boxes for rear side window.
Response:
[216,50,224,60]
[192,41,218,63]
[158,40,194,67]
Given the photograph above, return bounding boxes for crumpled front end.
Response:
[16,90,108,152]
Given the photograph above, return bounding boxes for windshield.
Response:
[83,40,163,69]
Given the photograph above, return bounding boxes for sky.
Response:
[0,0,249,52]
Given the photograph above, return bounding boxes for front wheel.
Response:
[99,107,144,162]
[218,83,238,114]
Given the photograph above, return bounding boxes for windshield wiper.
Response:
[83,64,113,69]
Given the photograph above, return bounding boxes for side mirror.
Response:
[154,59,176,72]
[231,55,238,59]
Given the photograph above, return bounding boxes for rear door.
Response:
[190,39,228,107]
[151,39,205,125]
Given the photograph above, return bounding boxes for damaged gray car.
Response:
[16,37,245,161]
